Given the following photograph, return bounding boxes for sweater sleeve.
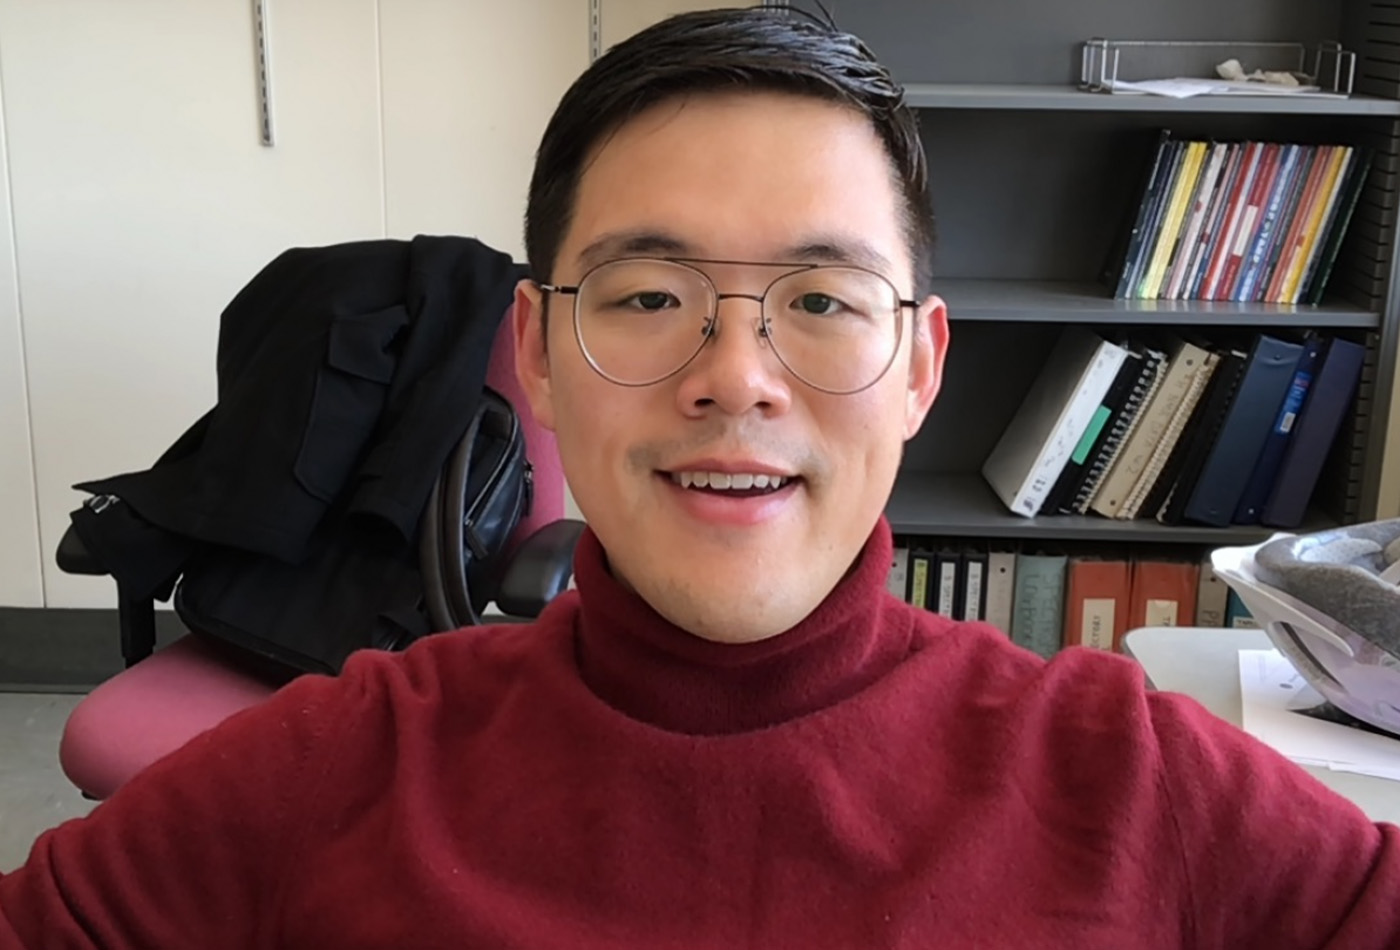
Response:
[1150,690,1400,947]
[0,665,364,949]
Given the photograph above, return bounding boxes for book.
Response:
[984,548,1018,635]
[1091,337,1209,519]
[933,547,963,619]
[1235,142,1303,302]
[1122,348,1222,520]
[1186,142,1247,300]
[1062,555,1130,651]
[1262,337,1366,529]
[887,544,910,599]
[1010,551,1067,659]
[1195,556,1231,627]
[907,547,933,609]
[1070,343,1166,514]
[1112,130,1177,298]
[1128,557,1199,631]
[1215,142,1281,301]
[1164,141,1229,300]
[981,327,1129,517]
[1151,347,1249,524]
[1250,144,1317,302]
[1139,139,1207,299]
[1123,138,1188,299]
[960,548,988,623]
[1120,345,1220,520]
[1286,146,1354,304]
[1042,345,1143,515]
[1302,147,1374,305]
[1178,334,1305,527]
[1232,331,1325,524]
[1200,141,1264,300]
[1264,144,1334,304]
[1226,589,1259,628]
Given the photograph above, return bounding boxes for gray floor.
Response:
[0,693,97,872]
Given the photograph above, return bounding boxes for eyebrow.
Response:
[574,229,897,275]
[782,236,895,274]
[576,231,694,272]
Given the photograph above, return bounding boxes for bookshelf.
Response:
[796,0,1400,544]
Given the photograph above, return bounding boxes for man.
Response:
[3,7,1398,947]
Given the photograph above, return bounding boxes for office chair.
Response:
[55,308,581,800]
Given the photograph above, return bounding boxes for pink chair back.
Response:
[484,305,564,549]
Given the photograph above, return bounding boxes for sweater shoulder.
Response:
[334,591,581,719]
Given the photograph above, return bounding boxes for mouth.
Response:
[664,470,800,499]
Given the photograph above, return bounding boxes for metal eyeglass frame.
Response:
[538,257,919,395]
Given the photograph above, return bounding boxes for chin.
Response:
[651,577,815,644]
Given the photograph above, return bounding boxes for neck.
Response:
[571,519,912,734]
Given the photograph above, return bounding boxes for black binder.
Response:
[1180,334,1304,527]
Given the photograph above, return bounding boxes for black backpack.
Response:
[65,385,544,676]
[173,385,535,674]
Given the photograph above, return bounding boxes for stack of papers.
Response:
[1238,649,1400,781]
[1108,78,1345,99]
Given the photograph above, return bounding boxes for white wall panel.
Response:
[378,0,590,256]
[0,66,41,607]
[600,0,759,51]
[0,0,386,606]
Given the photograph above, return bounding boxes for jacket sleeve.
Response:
[0,667,361,949]
[1151,690,1400,947]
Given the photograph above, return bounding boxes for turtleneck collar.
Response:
[572,518,915,735]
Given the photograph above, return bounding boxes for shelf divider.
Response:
[904,83,1400,117]
[886,472,1335,543]
[934,279,1380,328]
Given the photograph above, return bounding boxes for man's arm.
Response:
[0,666,359,949]
[1152,690,1400,947]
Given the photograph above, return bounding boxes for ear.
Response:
[903,294,949,440]
[513,279,557,432]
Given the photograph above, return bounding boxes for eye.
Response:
[795,292,844,316]
[630,291,677,311]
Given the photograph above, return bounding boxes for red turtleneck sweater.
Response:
[3,520,1399,948]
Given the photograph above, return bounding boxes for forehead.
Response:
[561,91,908,280]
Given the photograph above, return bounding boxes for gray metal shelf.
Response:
[886,472,1334,543]
[904,83,1400,116]
[936,279,1381,327]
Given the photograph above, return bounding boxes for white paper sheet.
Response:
[1237,649,1400,782]
[1107,78,1344,99]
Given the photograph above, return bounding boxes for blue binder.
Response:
[1182,334,1304,527]
[1262,337,1366,529]
[1232,332,1325,524]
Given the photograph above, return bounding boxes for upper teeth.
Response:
[672,472,789,490]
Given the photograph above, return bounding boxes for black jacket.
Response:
[71,236,526,670]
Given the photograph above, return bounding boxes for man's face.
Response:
[515,91,948,643]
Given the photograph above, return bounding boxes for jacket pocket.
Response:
[294,305,409,502]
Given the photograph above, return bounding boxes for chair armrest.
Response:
[494,519,585,618]
[56,524,108,576]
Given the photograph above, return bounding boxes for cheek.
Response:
[551,378,634,481]
[827,388,907,450]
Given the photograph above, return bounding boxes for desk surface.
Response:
[1123,626,1399,825]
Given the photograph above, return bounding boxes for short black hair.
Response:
[524,6,935,298]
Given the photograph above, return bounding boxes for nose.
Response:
[674,294,792,417]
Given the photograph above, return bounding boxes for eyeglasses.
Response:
[539,258,917,395]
